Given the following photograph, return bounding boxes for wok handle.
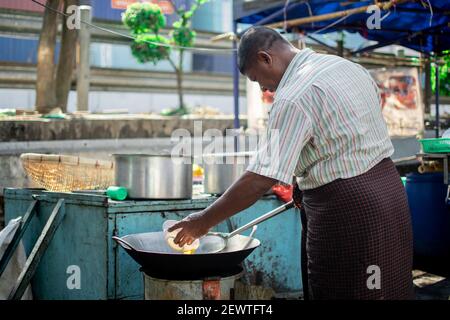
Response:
[227,200,295,239]
[112,236,136,251]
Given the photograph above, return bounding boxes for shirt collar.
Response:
[277,48,315,91]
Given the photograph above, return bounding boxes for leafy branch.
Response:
[431,51,450,97]
[123,1,209,115]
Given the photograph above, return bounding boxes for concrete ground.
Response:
[413,258,450,300]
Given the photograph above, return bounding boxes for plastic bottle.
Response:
[106,186,128,201]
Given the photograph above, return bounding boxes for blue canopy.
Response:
[235,0,450,55]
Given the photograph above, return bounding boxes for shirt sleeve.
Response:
[246,99,312,185]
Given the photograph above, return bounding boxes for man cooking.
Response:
[169,26,414,300]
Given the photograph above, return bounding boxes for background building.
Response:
[0,0,246,114]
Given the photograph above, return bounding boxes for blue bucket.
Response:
[406,172,450,257]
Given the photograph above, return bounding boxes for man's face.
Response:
[244,50,282,93]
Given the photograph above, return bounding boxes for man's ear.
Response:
[256,51,272,66]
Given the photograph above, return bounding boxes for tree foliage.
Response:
[122,0,207,65]
[123,1,209,113]
[431,51,450,97]
[131,34,171,64]
[122,2,166,35]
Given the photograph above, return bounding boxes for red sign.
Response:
[111,0,174,14]
[155,1,174,14]
[111,0,136,10]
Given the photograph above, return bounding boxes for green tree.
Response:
[123,1,209,115]
[431,51,450,97]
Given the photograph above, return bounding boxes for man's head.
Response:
[238,26,297,93]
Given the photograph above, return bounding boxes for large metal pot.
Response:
[202,152,253,195]
[113,154,192,199]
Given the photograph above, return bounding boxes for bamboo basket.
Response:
[20,153,114,192]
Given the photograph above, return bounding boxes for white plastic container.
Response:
[162,220,200,254]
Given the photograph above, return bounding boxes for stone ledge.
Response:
[0,115,247,142]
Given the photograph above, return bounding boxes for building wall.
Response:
[192,0,233,33]
[0,0,44,12]
[0,36,59,64]
[0,1,241,113]
[0,0,233,74]
[0,88,247,114]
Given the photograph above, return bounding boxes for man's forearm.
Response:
[201,171,277,228]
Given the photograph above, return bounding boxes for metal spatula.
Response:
[202,200,295,253]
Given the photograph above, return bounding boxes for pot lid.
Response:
[112,153,192,158]
[201,151,255,158]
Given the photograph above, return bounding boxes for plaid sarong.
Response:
[299,158,414,300]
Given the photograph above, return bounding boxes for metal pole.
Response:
[435,57,440,138]
[77,5,91,111]
[232,22,240,151]
[232,22,240,130]
[424,57,431,114]
[337,39,344,57]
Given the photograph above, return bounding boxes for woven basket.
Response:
[20,153,114,192]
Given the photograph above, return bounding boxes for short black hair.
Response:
[238,26,291,74]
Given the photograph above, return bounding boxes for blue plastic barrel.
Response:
[406,172,450,257]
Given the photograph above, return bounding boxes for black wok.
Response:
[112,201,294,280]
[113,231,260,279]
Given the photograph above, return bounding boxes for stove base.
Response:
[143,267,243,300]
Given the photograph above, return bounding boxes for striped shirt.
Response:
[246,48,394,190]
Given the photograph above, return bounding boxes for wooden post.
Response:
[55,0,79,112]
[35,0,58,114]
[77,5,91,112]
[0,200,37,278]
[8,199,66,300]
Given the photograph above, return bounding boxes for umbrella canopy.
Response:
[234,0,450,55]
